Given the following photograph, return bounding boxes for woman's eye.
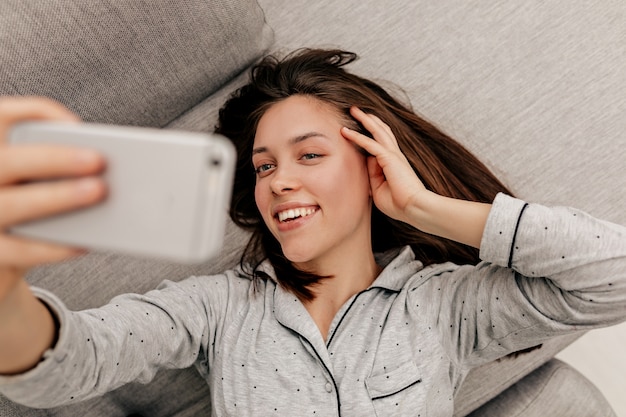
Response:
[255,163,275,175]
[301,153,321,161]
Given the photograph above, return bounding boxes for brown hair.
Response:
[216,48,513,300]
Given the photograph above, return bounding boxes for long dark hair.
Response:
[216,48,513,301]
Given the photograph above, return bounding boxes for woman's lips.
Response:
[277,207,317,222]
[275,206,319,231]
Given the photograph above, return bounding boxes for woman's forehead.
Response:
[253,96,344,147]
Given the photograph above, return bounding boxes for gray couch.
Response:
[1,0,624,416]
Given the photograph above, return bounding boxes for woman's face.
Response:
[252,95,372,268]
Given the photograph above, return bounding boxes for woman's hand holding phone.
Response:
[0,96,105,374]
[0,97,106,274]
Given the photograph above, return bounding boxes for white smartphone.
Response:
[8,122,236,263]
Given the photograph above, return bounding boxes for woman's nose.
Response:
[269,165,300,195]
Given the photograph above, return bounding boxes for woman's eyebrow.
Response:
[252,131,328,155]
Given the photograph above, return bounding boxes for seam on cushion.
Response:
[508,362,561,417]
[508,362,613,417]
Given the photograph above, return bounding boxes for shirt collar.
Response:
[243,245,423,293]
[370,246,424,292]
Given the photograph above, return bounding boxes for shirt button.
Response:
[325,382,332,393]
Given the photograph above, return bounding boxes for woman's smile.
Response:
[274,204,320,232]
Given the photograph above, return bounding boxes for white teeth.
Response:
[277,207,316,222]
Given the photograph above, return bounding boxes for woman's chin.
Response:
[281,246,316,266]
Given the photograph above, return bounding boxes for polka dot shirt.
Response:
[2,194,625,416]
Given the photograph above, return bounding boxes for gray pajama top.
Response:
[1,193,626,416]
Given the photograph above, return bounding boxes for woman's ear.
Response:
[366,155,380,198]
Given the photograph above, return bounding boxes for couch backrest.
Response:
[0,0,273,127]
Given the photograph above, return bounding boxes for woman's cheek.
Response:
[254,185,270,223]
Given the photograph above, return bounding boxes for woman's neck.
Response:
[298,247,381,341]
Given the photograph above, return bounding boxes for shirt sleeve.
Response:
[0,271,248,408]
[437,193,626,368]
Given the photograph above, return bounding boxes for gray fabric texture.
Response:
[2,194,626,416]
[258,0,626,221]
[451,333,580,417]
[0,0,273,127]
[467,359,617,417]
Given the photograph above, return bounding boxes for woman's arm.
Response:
[403,193,491,249]
[342,107,626,368]
[0,99,236,408]
[0,96,106,374]
[341,106,491,248]
[0,274,228,408]
[434,193,626,367]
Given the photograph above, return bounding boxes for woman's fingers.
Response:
[0,97,80,144]
[0,235,85,268]
[342,105,430,224]
[349,106,397,147]
[341,125,384,156]
[341,122,405,170]
[0,97,102,185]
[0,97,101,271]
[0,176,103,268]
[0,177,106,228]
[0,145,104,185]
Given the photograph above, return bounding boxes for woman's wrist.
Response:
[405,191,492,249]
[0,279,57,375]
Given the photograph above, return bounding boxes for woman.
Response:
[0,49,625,416]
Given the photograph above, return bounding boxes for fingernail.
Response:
[71,248,88,257]
[75,177,101,196]
[75,150,102,166]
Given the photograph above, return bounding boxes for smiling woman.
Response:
[217,49,513,301]
[1,49,625,417]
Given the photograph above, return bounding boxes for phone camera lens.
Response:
[209,157,221,167]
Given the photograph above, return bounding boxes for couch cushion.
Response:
[259,0,626,222]
[0,0,273,127]
[466,359,616,417]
